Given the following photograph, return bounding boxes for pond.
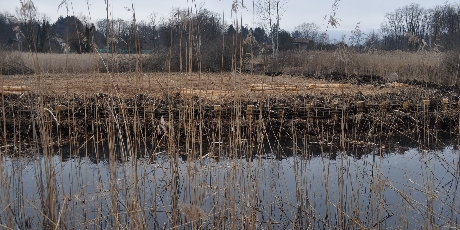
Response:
[0,136,459,229]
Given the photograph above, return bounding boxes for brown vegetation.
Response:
[1,1,460,229]
[4,50,455,87]
[0,72,445,100]
[0,68,458,229]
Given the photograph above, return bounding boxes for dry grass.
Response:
[278,50,443,82]
[0,72,428,106]
[7,50,447,85]
[20,52,99,74]
[18,52,156,74]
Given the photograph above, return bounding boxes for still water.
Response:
[1,137,459,229]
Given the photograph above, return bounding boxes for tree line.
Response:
[360,3,460,51]
[2,1,460,56]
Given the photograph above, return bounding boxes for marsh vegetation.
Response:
[1,0,460,229]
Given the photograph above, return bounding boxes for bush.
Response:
[0,50,34,75]
[441,50,460,85]
[143,52,169,72]
[96,53,170,73]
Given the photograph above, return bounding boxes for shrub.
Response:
[0,50,34,75]
[441,50,460,85]
[142,52,169,72]
[96,53,170,73]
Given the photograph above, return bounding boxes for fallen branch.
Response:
[2,86,31,91]
[306,84,351,89]
[250,84,298,91]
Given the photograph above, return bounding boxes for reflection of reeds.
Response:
[1,100,460,228]
[180,203,208,223]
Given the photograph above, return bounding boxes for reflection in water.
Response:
[0,137,459,229]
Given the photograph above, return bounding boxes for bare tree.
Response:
[363,30,380,52]
[429,3,460,50]
[255,0,286,57]
[349,22,363,48]
[0,12,16,47]
[380,3,428,51]
[294,22,321,42]
[145,12,158,50]
[15,0,38,51]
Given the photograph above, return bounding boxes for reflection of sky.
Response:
[2,144,459,228]
[3,0,451,40]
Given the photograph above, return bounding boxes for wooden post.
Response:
[380,101,388,113]
[214,105,221,118]
[246,105,254,119]
[148,105,155,120]
[422,100,430,112]
[402,101,409,111]
[55,105,61,118]
[278,104,284,119]
[306,103,313,121]
[332,102,339,119]
[119,103,126,115]
[356,101,365,113]
[442,98,448,112]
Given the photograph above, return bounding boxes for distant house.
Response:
[258,44,273,56]
[96,49,152,54]
[293,38,312,50]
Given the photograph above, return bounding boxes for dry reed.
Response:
[0,1,459,229]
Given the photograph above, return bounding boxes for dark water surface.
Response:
[1,137,459,229]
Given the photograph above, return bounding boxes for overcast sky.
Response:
[2,0,454,39]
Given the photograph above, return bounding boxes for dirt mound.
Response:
[301,72,460,95]
[401,79,460,96]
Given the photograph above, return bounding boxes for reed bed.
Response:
[1,1,460,228]
[0,69,459,228]
[20,52,99,74]
[2,50,446,83]
[277,50,443,82]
